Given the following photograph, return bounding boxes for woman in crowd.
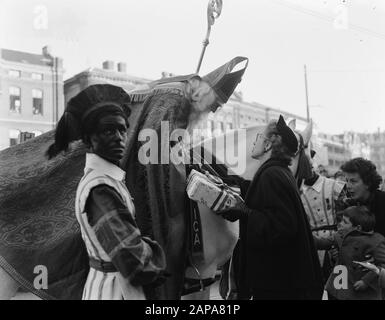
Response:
[218,115,323,300]
[341,158,385,237]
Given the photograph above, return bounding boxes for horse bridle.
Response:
[294,133,305,180]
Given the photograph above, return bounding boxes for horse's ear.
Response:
[288,119,296,131]
[302,119,313,145]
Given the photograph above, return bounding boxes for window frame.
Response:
[32,89,44,115]
[9,70,21,78]
[9,129,21,146]
[9,86,21,114]
[31,73,43,80]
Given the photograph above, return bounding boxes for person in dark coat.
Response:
[218,115,324,300]
[314,206,385,300]
[341,158,385,237]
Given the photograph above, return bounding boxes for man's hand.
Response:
[329,246,339,262]
[353,280,368,291]
[216,201,249,222]
[353,261,380,275]
[217,208,245,222]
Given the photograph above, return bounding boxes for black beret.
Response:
[276,115,299,154]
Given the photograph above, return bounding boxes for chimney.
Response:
[117,62,127,73]
[161,71,175,78]
[42,46,52,57]
[102,60,114,71]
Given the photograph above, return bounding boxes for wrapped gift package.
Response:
[186,169,242,212]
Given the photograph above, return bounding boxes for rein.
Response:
[294,134,305,181]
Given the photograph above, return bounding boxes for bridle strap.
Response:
[294,134,305,180]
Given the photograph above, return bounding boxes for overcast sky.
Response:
[1,0,385,134]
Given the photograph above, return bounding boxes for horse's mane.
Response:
[293,130,313,189]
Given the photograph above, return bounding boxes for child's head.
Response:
[337,206,375,232]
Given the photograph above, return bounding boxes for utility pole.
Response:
[304,64,310,122]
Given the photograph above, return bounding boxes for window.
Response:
[32,89,43,115]
[226,122,233,131]
[19,132,35,143]
[9,70,21,78]
[207,120,214,132]
[9,129,20,146]
[335,160,340,167]
[9,87,21,113]
[218,122,224,133]
[32,73,43,80]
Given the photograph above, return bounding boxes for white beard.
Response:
[187,107,210,133]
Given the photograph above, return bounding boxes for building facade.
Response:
[2,50,382,178]
[319,130,385,179]
[343,132,371,160]
[368,131,385,179]
[203,94,309,139]
[0,46,64,150]
[64,61,150,105]
[65,61,309,137]
[315,133,352,176]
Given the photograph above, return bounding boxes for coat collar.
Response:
[85,153,126,181]
[254,157,291,181]
[259,157,290,171]
[303,175,324,193]
[338,228,375,239]
[246,157,291,202]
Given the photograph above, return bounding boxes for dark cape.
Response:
[0,83,194,299]
[124,86,192,299]
[237,158,324,299]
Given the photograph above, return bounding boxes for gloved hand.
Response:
[217,201,251,222]
[329,246,339,263]
[353,280,368,291]
[148,271,172,288]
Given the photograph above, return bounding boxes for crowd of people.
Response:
[1,55,385,301]
[63,95,385,300]
[217,120,385,300]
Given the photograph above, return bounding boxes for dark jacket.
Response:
[315,229,385,300]
[237,158,323,299]
[369,190,385,237]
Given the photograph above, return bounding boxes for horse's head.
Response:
[289,119,314,187]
